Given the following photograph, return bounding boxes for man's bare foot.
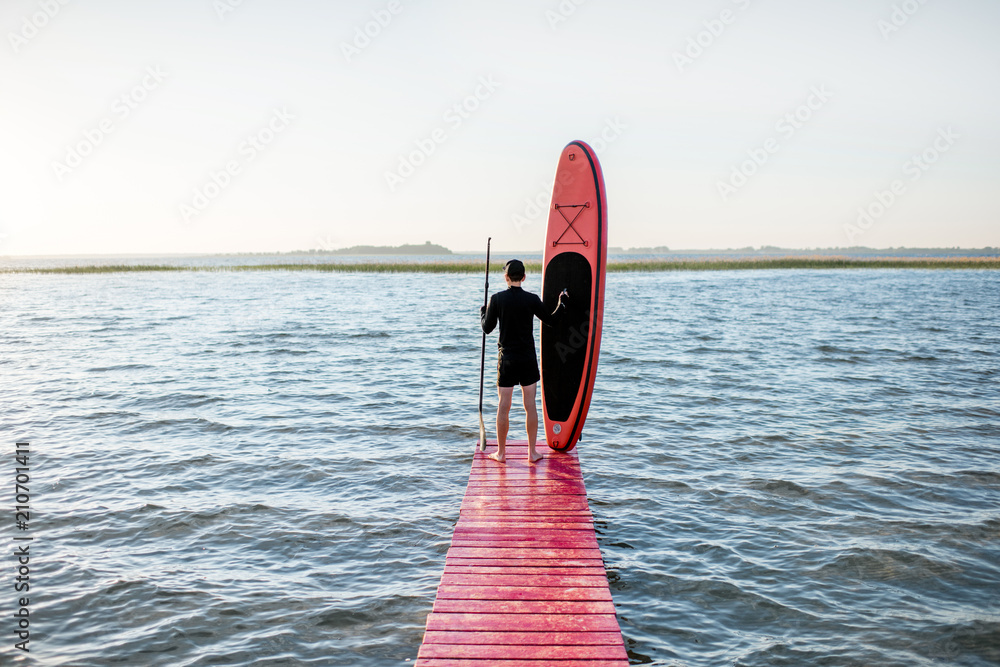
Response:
[487,451,506,463]
[529,450,544,463]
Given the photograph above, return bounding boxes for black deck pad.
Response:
[541,252,593,422]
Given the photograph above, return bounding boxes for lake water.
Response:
[1,268,998,666]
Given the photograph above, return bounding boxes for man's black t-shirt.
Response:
[481,286,564,362]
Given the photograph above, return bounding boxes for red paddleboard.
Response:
[540,141,607,452]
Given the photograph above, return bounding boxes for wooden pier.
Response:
[416,439,628,666]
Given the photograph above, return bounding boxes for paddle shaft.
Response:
[478,238,491,418]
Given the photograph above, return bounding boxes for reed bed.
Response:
[5,256,999,274]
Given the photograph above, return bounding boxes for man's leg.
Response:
[489,386,514,463]
[522,383,543,463]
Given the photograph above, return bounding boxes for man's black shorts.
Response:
[497,353,540,388]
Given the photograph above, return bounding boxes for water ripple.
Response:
[1,269,998,665]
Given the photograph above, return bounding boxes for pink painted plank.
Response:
[452,531,595,540]
[458,516,594,522]
[435,585,612,601]
[444,556,604,576]
[443,565,606,575]
[453,524,596,532]
[462,496,588,501]
[455,516,594,526]
[460,501,592,513]
[469,461,581,470]
[471,448,578,455]
[452,529,597,536]
[445,547,602,560]
[459,506,593,521]
[451,529,597,538]
[463,485,587,494]
[466,472,584,479]
[418,643,628,660]
[448,543,600,553]
[468,466,582,473]
[461,505,592,511]
[424,612,622,633]
[464,478,584,487]
[469,467,583,472]
[460,496,589,505]
[461,486,584,495]
[461,495,587,503]
[464,479,585,485]
[471,456,579,463]
[456,518,595,525]
[460,501,589,508]
[465,479,585,485]
[443,566,608,577]
[454,520,595,528]
[432,599,616,615]
[459,509,593,518]
[458,515,594,522]
[465,472,584,480]
[464,489,586,494]
[463,489,585,496]
[464,481,586,489]
[421,630,625,645]
[451,535,598,549]
[444,558,607,577]
[471,454,580,461]
[416,663,627,667]
[463,491,586,497]
[449,536,599,547]
[472,447,577,456]
[467,469,582,475]
[440,573,610,588]
[415,661,628,667]
[469,462,581,469]
[454,525,595,534]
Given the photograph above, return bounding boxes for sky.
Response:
[1,0,998,255]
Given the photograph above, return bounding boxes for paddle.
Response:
[478,237,491,452]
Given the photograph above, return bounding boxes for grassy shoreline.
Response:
[4,256,999,274]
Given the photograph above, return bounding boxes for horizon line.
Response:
[2,245,999,260]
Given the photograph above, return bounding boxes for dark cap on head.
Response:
[504,259,525,281]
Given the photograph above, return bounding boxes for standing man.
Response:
[480,259,568,463]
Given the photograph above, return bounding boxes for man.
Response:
[480,259,568,463]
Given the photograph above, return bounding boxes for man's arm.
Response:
[481,294,498,333]
[533,289,569,326]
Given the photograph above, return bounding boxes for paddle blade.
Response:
[478,413,487,452]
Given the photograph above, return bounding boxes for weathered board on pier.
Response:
[416,439,628,666]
